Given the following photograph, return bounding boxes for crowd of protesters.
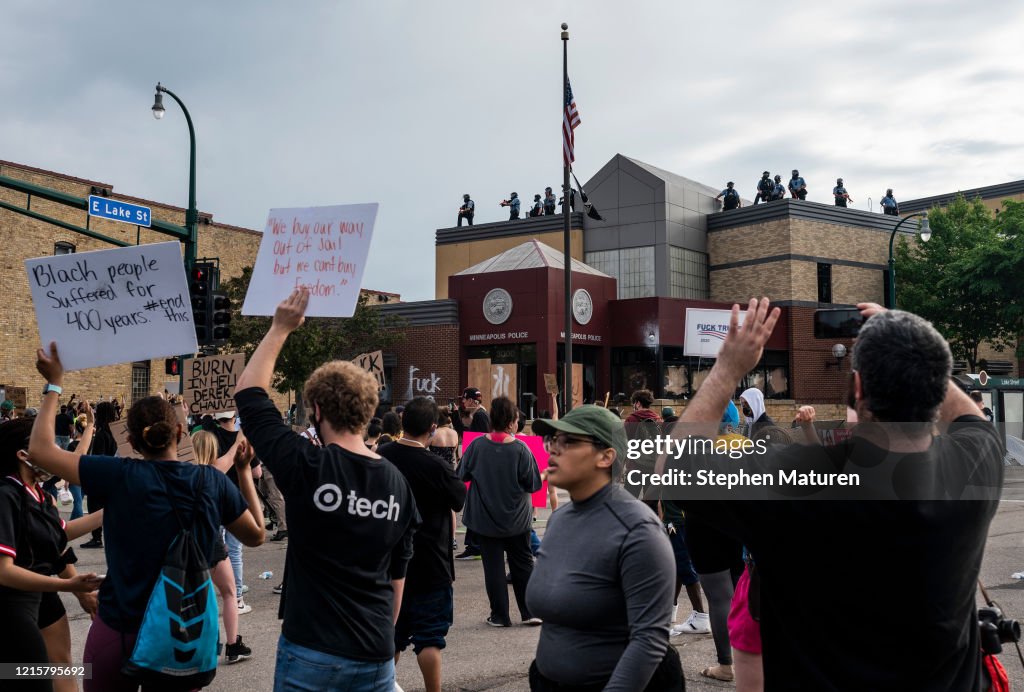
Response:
[0,286,1008,691]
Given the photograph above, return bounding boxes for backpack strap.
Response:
[150,464,207,533]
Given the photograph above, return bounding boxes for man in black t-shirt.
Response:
[378,397,466,692]
[453,386,489,559]
[664,299,1004,691]
[55,405,74,449]
[234,288,419,691]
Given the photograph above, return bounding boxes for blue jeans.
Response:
[530,528,541,556]
[274,635,394,692]
[69,484,83,520]
[222,528,244,599]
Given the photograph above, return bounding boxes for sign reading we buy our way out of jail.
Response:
[241,203,378,318]
[24,241,198,371]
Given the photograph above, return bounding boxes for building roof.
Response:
[454,239,611,277]
[620,156,723,198]
[900,178,1024,213]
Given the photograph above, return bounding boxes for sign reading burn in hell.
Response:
[24,242,198,372]
[242,203,378,318]
[184,353,246,416]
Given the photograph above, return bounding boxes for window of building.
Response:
[54,241,75,255]
[669,246,709,299]
[131,361,151,405]
[585,247,655,299]
[611,347,658,400]
[817,263,832,304]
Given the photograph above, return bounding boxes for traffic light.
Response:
[165,358,180,376]
[212,293,231,343]
[189,263,215,345]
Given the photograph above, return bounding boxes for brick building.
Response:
[0,160,276,409]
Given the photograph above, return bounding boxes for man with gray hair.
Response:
[662,299,1004,690]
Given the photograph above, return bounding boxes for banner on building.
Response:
[242,203,378,317]
[24,242,198,371]
[183,353,246,416]
[683,308,748,358]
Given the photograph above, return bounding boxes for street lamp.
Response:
[151,82,198,273]
[886,212,930,309]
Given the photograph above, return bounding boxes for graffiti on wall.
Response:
[405,365,442,401]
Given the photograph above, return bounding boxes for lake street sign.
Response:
[88,195,152,228]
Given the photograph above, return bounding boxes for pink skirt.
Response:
[727,565,762,654]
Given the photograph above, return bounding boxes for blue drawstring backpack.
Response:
[122,468,220,688]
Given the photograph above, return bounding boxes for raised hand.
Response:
[716,298,781,378]
[36,342,65,385]
[272,287,311,333]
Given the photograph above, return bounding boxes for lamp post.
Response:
[886,212,931,309]
[152,82,198,274]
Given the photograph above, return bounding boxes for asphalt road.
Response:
[55,470,1024,691]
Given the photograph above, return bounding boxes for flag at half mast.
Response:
[563,79,581,167]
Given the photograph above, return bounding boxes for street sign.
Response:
[88,195,152,228]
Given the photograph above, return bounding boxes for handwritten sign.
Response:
[543,373,559,395]
[463,432,550,508]
[352,351,386,388]
[183,353,245,416]
[110,410,196,464]
[24,242,197,371]
[242,204,378,317]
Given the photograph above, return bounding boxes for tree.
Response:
[219,267,407,397]
[894,196,1015,372]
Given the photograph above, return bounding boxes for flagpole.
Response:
[561,22,573,412]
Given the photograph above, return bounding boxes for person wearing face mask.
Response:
[738,388,774,438]
[788,170,807,200]
[753,171,773,205]
[771,175,786,202]
[0,417,106,692]
[833,178,853,207]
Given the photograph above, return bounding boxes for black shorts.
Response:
[38,590,67,628]
[394,586,453,654]
[212,538,229,564]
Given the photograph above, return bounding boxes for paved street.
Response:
[59,470,1024,691]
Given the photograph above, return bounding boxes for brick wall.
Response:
[384,324,460,406]
[0,161,293,413]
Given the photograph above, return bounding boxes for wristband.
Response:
[42,383,63,397]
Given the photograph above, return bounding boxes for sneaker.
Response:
[240,584,249,594]
[225,635,251,664]
[670,611,710,635]
[272,583,284,595]
[522,617,543,626]
[454,549,482,561]
[80,538,103,549]
[486,616,511,627]
[236,598,252,615]
[271,530,289,542]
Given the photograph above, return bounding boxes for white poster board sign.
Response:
[683,308,747,358]
[25,241,198,371]
[242,203,378,317]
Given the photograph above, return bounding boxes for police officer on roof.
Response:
[715,182,741,211]
[789,169,807,200]
[530,194,544,217]
[754,171,773,205]
[880,189,899,215]
[833,178,853,207]
[500,192,521,220]
[458,194,475,227]
[771,174,786,201]
[543,187,557,215]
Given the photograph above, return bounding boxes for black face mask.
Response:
[742,403,753,417]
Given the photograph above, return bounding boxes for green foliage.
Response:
[219,267,407,393]
[894,196,1021,370]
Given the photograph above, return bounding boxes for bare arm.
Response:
[65,510,103,541]
[392,578,405,624]
[28,343,83,485]
[224,439,265,547]
[794,405,821,445]
[0,555,102,593]
[235,288,310,395]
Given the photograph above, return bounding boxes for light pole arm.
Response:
[156,84,198,272]
[886,212,924,309]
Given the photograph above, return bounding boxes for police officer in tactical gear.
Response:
[716,181,741,211]
[500,192,521,220]
[458,193,475,226]
[754,171,773,205]
[789,169,807,200]
[833,178,853,207]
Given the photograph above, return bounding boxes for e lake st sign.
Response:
[88,195,152,228]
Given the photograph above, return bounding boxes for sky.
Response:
[3,0,1023,302]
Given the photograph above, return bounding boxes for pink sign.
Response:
[462,432,550,508]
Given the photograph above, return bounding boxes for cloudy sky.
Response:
[3,1,1023,301]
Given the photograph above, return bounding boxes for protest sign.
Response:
[463,432,549,508]
[543,373,558,395]
[242,204,378,317]
[164,381,180,395]
[683,307,747,358]
[183,353,246,416]
[352,351,385,388]
[111,414,196,464]
[24,242,197,371]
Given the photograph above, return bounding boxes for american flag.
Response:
[563,79,581,167]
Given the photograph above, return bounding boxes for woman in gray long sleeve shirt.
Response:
[528,406,680,692]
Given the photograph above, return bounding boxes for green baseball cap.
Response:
[532,405,628,467]
[1,400,14,411]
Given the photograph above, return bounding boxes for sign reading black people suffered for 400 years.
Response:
[183,353,246,416]
[24,242,198,371]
